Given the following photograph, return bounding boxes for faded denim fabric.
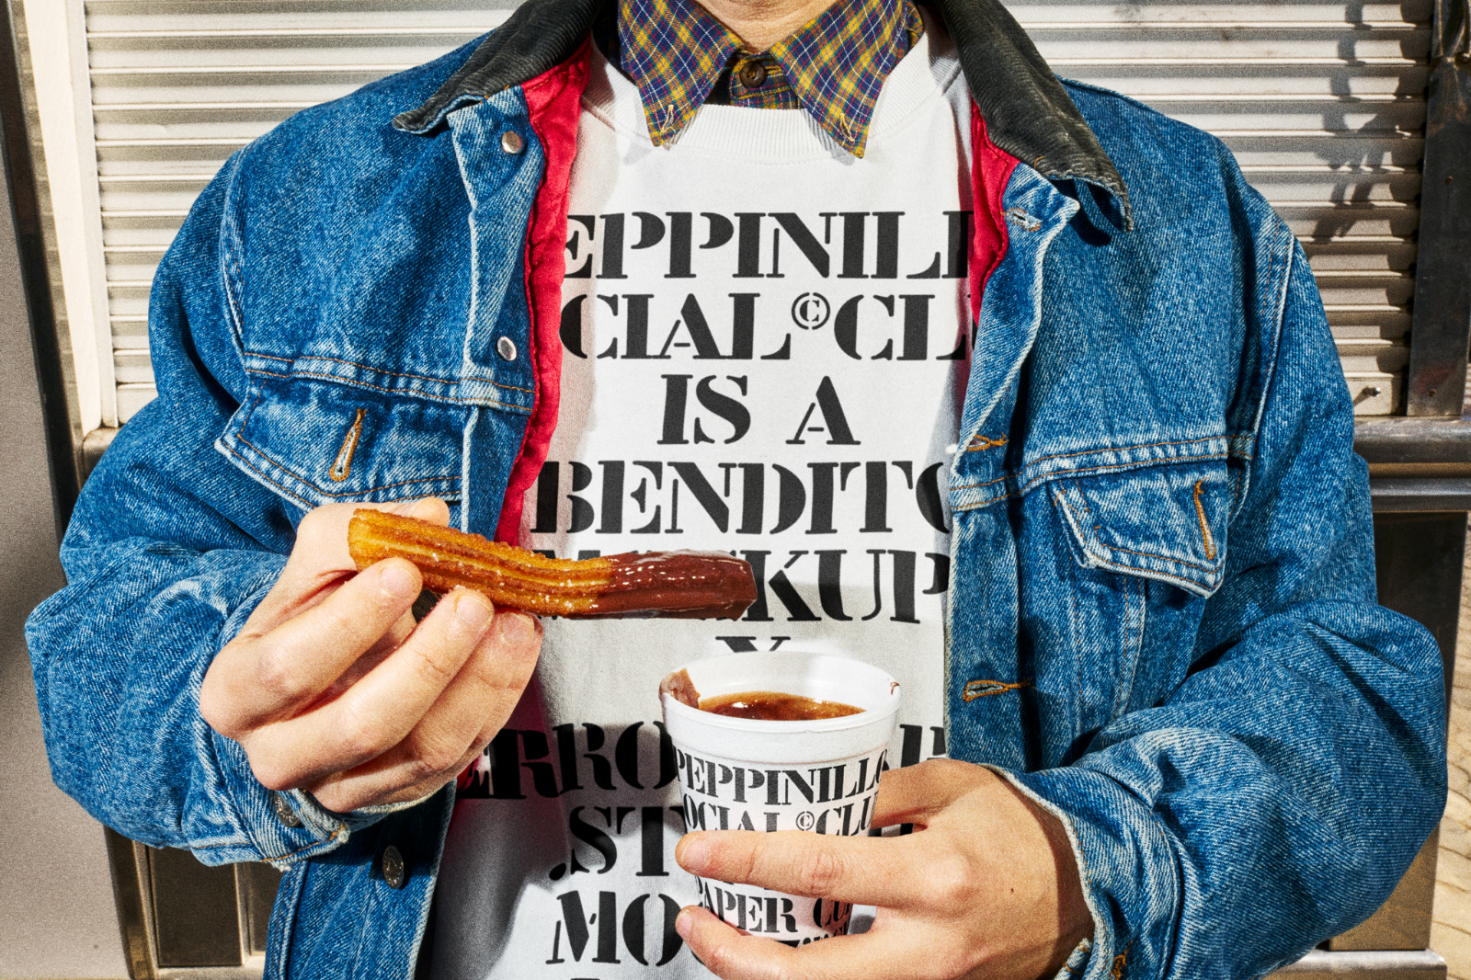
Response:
[26,32,1444,980]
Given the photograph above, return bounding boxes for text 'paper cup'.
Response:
[659,652,902,946]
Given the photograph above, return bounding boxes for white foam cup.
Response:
[659,651,902,946]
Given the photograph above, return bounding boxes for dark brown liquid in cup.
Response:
[699,691,864,721]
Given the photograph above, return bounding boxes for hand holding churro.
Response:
[199,499,542,814]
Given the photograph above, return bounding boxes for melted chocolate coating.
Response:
[587,552,758,619]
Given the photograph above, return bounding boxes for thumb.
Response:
[260,498,451,624]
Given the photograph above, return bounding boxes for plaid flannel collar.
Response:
[616,0,922,157]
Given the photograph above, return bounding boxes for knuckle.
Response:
[335,706,390,763]
[408,637,461,688]
[255,645,310,704]
[407,734,465,781]
[794,846,846,896]
[929,851,978,908]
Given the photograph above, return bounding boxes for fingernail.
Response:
[677,834,709,873]
[675,908,694,941]
[454,591,493,631]
[497,611,537,646]
[381,561,418,598]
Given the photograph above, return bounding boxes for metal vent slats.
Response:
[83,0,1426,420]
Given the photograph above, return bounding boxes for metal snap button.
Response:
[496,336,518,361]
[501,130,524,155]
[381,846,406,889]
[272,792,301,829]
[737,60,767,89]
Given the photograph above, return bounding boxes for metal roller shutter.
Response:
[22,0,1429,423]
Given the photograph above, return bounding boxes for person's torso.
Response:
[427,25,974,978]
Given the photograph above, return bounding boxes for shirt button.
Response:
[737,60,767,89]
[500,130,524,154]
[496,336,518,361]
[272,792,301,829]
[381,846,406,889]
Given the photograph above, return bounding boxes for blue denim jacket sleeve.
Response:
[1007,237,1447,980]
[24,155,379,867]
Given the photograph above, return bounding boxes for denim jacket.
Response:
[26,0,1446,978]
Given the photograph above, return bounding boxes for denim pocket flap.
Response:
[1047,462,1228,596]
[217,379,463,509]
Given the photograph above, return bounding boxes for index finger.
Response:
[203,557,424,736]
[676,829,928,908]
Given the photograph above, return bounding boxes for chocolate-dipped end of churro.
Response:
[347,510,756,620]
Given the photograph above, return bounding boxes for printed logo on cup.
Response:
[659,651,902,946]
[677,744,888,944]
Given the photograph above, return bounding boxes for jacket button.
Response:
[500,130,524,155]
[381,846,406,889]
[496,337,518,361]
[272,792,301,829]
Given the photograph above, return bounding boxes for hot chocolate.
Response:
[699,691,863,721]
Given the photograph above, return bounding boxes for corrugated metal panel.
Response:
[84,0,1426,419]
[1015,0,1427,415]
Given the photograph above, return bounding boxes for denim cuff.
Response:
[993,765,1181,980]
[199,573,442,867]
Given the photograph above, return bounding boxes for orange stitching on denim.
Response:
[1023,436,1224,468]
[966,435,1008,452]
[329,409,366,483]
[1193,479,1216,560]
[250,367,523,405]
[222,446,314,508]
[232,433,457,499]
[1104,541,1217,574]
[963,679,1031,701]
[1112,944,1131,980]
[246,352,534,395]
[1052,484,1090,546]
[1051,477,1219,574]
[954,450,1232,495]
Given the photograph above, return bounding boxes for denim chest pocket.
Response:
[217,377,465,510]
[1046,460,1231,598]
[1040,460,1233,745]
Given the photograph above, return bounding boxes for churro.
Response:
[347,510,756,619]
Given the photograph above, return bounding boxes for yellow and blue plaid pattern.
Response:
[616,0,923,157]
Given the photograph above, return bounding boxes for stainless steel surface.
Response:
[1271,949,1448,980]
[1405,0,1471,417]
[1357,419,1471,466]
[236,864,281,959]
[148,846,242,969]
[1369,479,1471,511]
